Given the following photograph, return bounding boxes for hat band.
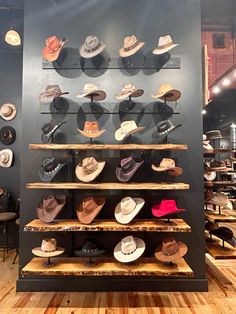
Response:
[124,40,140,52]
[159,125,174,135]
[82,248,99,253]
[83,163,98,174]
[121,246,137,255]
[85,42,101,53]
[158,41,174,49]
[84,129,100,134]
[163,247,179,256]
[122,164,135,174]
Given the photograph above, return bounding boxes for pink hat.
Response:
[152,200,185,218]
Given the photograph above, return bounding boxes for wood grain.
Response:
[205,211,236,222]
[206,237,236,259]
[24,219,191,232]
[204,148,232,154]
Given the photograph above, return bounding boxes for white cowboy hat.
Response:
[115,120,145,141]
[116,83,144,100]
[152,35,178,55]
[204,171,216,181]
[32,238,65,258]
[114,197,145,224]
[0,103,17,121]
[0,149,13,168]
[76,83,106,101]
[114,235,145,263]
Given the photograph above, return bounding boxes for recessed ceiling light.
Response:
[202,109,207,115]
[212,86,220,94]
[222,78,230,86]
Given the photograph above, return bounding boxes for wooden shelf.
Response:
[21,257,193,277]
[205,211,236,222]
[26,182,190,190]
[204,149,231,155]
[210,181,236,186]
[206,236,236,259]
[24,219,191,232]
[29,143,188,151]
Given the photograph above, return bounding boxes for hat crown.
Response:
[121,197,136,215]
[160,199,177,211]
[158,35,173,47]
[84,121,99,132]
[42,196,59,212]
[211,193,228,205]
[41,238,57,252]
[159,158,176,168]
[84,35,100,50]
[121,235,137,254]
[46,36,61,52]
[162,238,179,256]
[157,119,173,132]
[82,157,98,174]
[83,197,98,213]
[83,83,99,94]
[121,157,136,173]
[1,105,12,117]
[120,120,138,134]
[158,83,173,94]
[0,152,9,163]
[121,83,136,93]
[123,35,138,48]
[44,158,59,173]
[45,85,61,94]
[82,240,98,252]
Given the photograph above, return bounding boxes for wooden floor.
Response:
[1,253,236,313]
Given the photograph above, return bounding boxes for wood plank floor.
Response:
[1,253,236,313]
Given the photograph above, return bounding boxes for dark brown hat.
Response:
[36,195,66,223]
[211,226,236,247]
[205,130,222,140]
[116,157,144,182]
[0,126,16,145]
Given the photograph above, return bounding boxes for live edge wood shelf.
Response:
[21,257,193,277]
[24,219,191,232]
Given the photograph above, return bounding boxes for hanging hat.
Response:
[152,200,185,218]
[0,149,13,168]
[204,170,216,181]
[41,121,66,143]
[152,158,183,176]
[74,239,105,256]
[32,238,65,257]
[115,120,145,141]
[76,83,106,101]
[42,36,67,62]
[79,35,105,58]
[152,35,178,55]
[0,126,16,145]
[115,197,145,224]
[114,235,145,263]
[39,85,69,103]
[155,237,188,262]
[151,84,181,102]
[0,103,17,121]
[76,196,106,224]
[116,157,144,182]
[156,119,181,137]
[77,121,105,139]
[116,83,144,100]
[36,195,66,223]
[119,34,145,57]
[205,130,223,140]
[39,158,66,182]
[75,157,105,182]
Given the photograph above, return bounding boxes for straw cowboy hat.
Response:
[0,149,13,168]
[76,83,106,101]
[115,120,145,141]
[114,235,145,263]
[155,237,188,262]
[77,121,105,139]
[115,196,145,224]
[152,158,183,176]
[151,84,181,102]
[39,85,69,103]
[36,195,66,223]
[119,34,145,57]
[32,238,65,258]
[152,35,178,55]
[76,196,105,224]
[39,158,66,182]
[79,35,105,58]
[116,83,144,100]
[0,126,16,145]
[116,157,144,182]
[152,200,185,218]
[42,36,67,62]
[75,157,105,182]
[0,103,17,121]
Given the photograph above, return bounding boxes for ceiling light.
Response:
[222,78,230,86]
[212,86,220,94]
[5,29,21,46]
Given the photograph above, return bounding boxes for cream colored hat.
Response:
[116,83,144,100]
[151,84,181,102]
[115,197,145,224]
[115,120,145,141]
[75,157,105,182]
[0,103,17,121]
[76,83,106,101]
[32,238,65,258]
[119,35,145,58]
[0,149,13,168]
[152,35,178,55]
[114,235,145,263]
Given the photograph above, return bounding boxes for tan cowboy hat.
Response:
[32,238,65,258]
[115,120,145,141]
[77,121,105,139]
[76,83,106,101]
[114,197,145,224]
[151,84,181,102]
[36,195,66,223]
[119,34,145,57]
[79,35,105,59]
[42,36,67,62]
[114,235,145,263]
[75,157,105,182]
[116,83,144,100]
[155,237,188,262]
[152,35,178,55]
[0,149,13,168]
[152,158,183,176]
[0,103,17,121]
[76,196,105,224]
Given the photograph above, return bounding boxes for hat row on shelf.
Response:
[40,156,183,183]
[42,34,178,61]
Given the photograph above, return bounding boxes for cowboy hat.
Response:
[39,158,66,182]
[0,126,16,145]
[116,157,144,182]
[79,35,105,58]
[207,192,232,210]
[0,103,17,121]
[155,237,188,262]
[156,119,181,138]
[115,120,145,141]
[77,121,105,139]
[42,36,67,62]
[211,227,236,247]
[41,121,66,143]
[36,195,66,223]
[203,143,214,152]
[76,83,106,101]
[114,235,145,263]
[32,238,65,258]
[152,35,178,55]
[152,158,183,176]
[75,157,105,182]
[116,83,144,100]
[0,149,13,168]
[39,85,69,103]
[204,170,216,181]
[74,239,105,256]
[115,197,145,224]
[151,84,181,102]
[205,130,223,140]
[119,34,145,57]
[208,160,227,171]
[76,196,105,224]
[152,200,185,218]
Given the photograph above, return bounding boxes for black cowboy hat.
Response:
[0,126,16,145]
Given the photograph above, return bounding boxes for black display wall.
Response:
[18,0,207,291]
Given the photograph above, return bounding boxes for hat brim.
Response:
[152,89,181,102]
[36,195,66,223]
[204,171,216,181]
[76,197,105,224]
[76,90,106,101]
[75,161,105,183]
[79,42,106,58]
[32,247,65,258]
[116,89,144,100]
[155,241,187,262]
[116,160,144,182]
[39,91,68,103]
[0,104,17,121]
[41,122,65,144]
[203,140,210,145]
[152,43,178,55]
[152,205,185,218]
[115,126,145,141]
[208,166,227,171]
[42,46,63,62]
[39,162,66,182]
[119,41,145,58]
[114,237,145,263]
[114,197,145,224]
[0,149,13,168]
[211,229,236,247]
[77,128,105,139]
[151,164,183,176]
[74,249,105,257]
[203,144,213,151]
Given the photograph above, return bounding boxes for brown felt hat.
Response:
[36,195,66,223]
[76,196,105,224]
[155,237,188,262]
